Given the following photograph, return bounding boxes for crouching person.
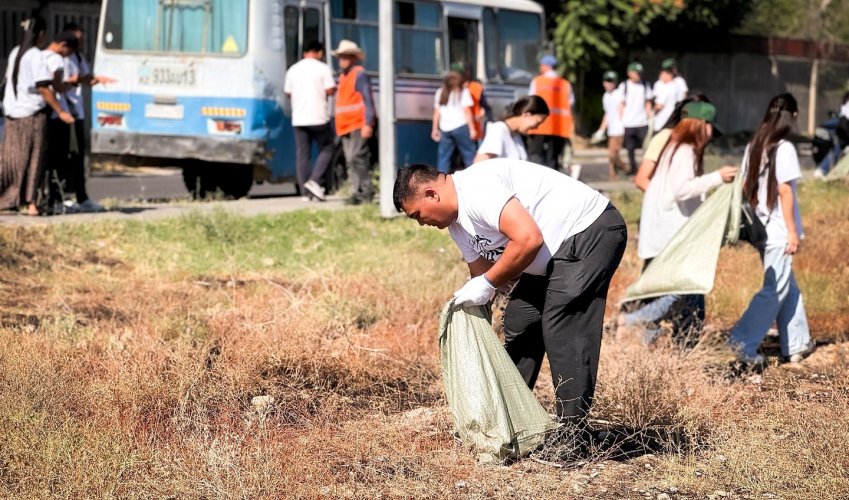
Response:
[393,160,627,442]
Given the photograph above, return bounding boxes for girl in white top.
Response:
[432,70,478,173]
[473,95,549,163]
[730,93,812,365]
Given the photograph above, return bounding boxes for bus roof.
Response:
[445,0,544,14]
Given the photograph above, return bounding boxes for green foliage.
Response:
[736,0,849,44]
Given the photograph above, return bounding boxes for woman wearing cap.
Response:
[595,71,627,180]
[432,70,478,173]
[473,96,548,163]
[622,102,737,346]
[729,93,812,366]
[619,62,653,174]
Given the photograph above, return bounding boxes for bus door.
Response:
[283,0,327,69]
[446,16,478,79]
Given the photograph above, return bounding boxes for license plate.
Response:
[145,103,184,120]
[138,65,197,87]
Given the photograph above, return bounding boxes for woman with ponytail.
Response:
[730,93,813,365]
[473,95,548,163]
[1,17,74,215]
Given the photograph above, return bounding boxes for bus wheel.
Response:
[182,161,215,199]
[218,164,253,199]
[182,162,253,199]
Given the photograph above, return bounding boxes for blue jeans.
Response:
[730,246,811,358]
[437,125,476,173]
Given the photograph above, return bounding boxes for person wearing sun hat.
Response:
[618,61,653,174]
[332,39,377,205]
[662,58,688,103]
[594,70,627,180]
[625,100,737,346]
[527,55,575,173]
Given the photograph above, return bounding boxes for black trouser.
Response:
[45,117,84,207]
[527,135,567,170]
[623,126,648,174]
[293,123,335,191]
[503,204,627,425]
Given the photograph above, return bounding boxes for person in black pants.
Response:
[618,62,653,174]
[393,160,627,452]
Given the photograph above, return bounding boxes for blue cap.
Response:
[540,55,557,67]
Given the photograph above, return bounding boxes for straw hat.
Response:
[331,39,364,58]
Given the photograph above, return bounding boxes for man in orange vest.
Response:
[527,55,574,172]
[453,63,491,142]
[332,40,376,205]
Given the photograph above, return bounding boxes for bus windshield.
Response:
[496,10,540,83]
[101,0,248,55]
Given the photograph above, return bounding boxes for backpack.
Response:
[738,148,776,251]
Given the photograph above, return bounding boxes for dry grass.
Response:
[0,182,847,498]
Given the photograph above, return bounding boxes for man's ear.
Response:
[423,187,439,201]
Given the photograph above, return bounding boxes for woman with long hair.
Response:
[473,95,548,163]
[431,70,478,173]
[0,17,74,215]
[620,102,737,346]
[730,93,813,365]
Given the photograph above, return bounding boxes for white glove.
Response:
[453,275,496,307]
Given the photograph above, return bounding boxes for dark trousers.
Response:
[527,135,567,170]
[341,129,373,200]
[0,111,47,209]
[294,123,335,191]
[623,126,648,173]
[503,204,627,425]
[46,118,89,206]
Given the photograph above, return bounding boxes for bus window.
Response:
[101,0,248,55]
[395,1,442,76]
[496,10,539,83]
[303,7,323,47]
[284,5,299,68]
[330,0,378,72]
[447,17,477,80]
[482,8,499,82]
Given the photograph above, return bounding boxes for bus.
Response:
[91,0,544,198]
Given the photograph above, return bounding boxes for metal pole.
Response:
[378,0,397,218]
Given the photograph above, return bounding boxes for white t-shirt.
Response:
[652,80,677,130]
[673,75,688,102]
[283,57,336,127]
[476,121,527,160]
[434,87,473,132]
[2,46,51,118]
[602,88,624,136]
[62,53,91,118]
[638,143,723,259]
[619,80,653,128]
[840,101,849,119]
[741,140,803,248]
[448,159,610,276]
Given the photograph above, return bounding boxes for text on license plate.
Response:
[138,65,197,87]
[145,103,184,120]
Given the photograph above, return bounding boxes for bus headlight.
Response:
[97,113,125,128]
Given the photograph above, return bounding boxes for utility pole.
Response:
[378,0,397,218]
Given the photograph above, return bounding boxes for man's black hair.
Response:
[304,40,324,54]
[392,164,442,212]
[54,30,79,49]
[62,22,80,31]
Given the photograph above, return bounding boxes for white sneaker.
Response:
[737,352,766,366]
[789,342,815,363]
[78,199,106,212]
[303,180,326,202]
[813,168,825,179]
[570,164,582,180]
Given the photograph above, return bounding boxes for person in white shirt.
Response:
[652,67,677,131]
[731,93,813,366]
[619,62,653,174]
[0,18,74,215]
[432,69,478,173]
[595,71,627,180]
[473,95,549,163]
[661,58,688,102]
[284,41,337,201]
[627,102,737,346]
[393,160,627,440]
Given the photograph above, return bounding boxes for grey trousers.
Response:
[503,204,627,425]
[293,123,335,191]
[341,129,373,199]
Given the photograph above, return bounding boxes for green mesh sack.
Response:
[438,301,556,462]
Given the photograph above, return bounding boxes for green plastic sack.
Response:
[438,301,556,462]
[623,175,742,302]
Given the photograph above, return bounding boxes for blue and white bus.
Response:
[91,0,544,198]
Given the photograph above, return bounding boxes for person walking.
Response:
[624,102,737,346]
[284,41,336,201]
[729,93,813,365]
[527,55,574,171]
[393,160,627,452]
[473,96,548,163]
[662,58,688,103]
[432,69,478,173]
[594,71,627,180]
[332,40,376,205]
[0,18,74,216]
[619,62,653,174]
[652,66,677,132]
[458,64,491,144]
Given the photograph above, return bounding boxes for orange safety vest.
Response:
[335,65,367,136]
[528,75,573,139]
[467,80,484,138]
